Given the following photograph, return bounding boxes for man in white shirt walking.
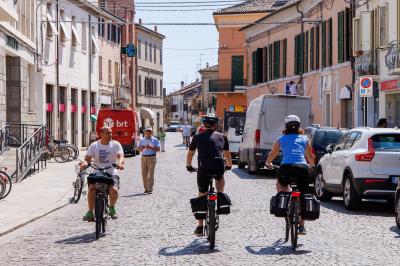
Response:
[182,122,192,149]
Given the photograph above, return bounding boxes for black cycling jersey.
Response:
[189,129,229,164]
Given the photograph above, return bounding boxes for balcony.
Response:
[0,0,18,22]
[385,42,400,75]
[354,50,377,76]
[209,79,246,93]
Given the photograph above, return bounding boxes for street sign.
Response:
[229,106,235,112]
[359,77,373,97]
[121,44,136,57]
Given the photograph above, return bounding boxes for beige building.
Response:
[199,64,218,112]
[135,22,165,132]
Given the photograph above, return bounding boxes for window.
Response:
[252,51,256,85]
[145,41,148,61]
[328,18,333,66]
[154,45,157,64]
[114,62,119,86]
[256,48,263,83]
[71,16,80,47]
[334,133,351,151]
[282,39,287,77]
[154,78,157,95]
[263,46,268,82]
[338,10,351,63]
[344,132,360,150]
[149,43,153,62]
[138,39,142,59]
[160,46,163,65]
[82,20,87,51]
[160,79,163,96]
[99,56,103,82]
[372,134,400,151]
[378,5,388,48]
[310,28,315,70]
[268,43,273,80]
[304,31,309,73]
[46,4,58,37]
[353,18,360,55]
[108,60,112,84]
[98,18,105,37]
[138,75,142,93]
[58,10,70,42]
[295,33,304,75]
[273,41,280,79]
[322,21,326,67]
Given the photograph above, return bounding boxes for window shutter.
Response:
[252,51,256,85]
[338,11,345,63]
[310,28,315,70]
[298,33,304,74]
[273,41,280,79]
[257,48,264,83]
[294,35,298,74]
[322,21,326,67]
[305,31,309,73]
[329,18,333,66]
[345,8,351,60]
[268,44,273,81]
[316,25,320,69]
[282,39,287,77]
[263,47,268,82]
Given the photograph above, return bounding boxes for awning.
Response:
[90,114,97,122]
[140,108,156,120]
[59,20,71,40]
[47,13,58,35]
[71,24,81,44]
[91,35,100,53]
[339,85,352,100]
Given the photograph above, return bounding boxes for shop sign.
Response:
[229,106,235,112]
[381,79,400,91]
[359,77,373,97]
[234,106,246,112]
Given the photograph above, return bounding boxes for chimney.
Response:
[196,78,199,82]
[139,18,142,24]
[206,62,209,68]
[154,26,158,32]
[181,81,184,89]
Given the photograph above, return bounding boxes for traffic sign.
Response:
[359,77,373,97]
[121,44,136,57]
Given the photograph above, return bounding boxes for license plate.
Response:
[392,176,399,185]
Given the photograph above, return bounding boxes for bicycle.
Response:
[6,133,21,147]
[72,164,88,203]
[85,163,119,240]
[184,136,190,149]
[0,168,12,200]
[46,137,70,163]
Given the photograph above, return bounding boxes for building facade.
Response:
[135,22,165,131]
[243,0,353,128]
[198,64,218,113]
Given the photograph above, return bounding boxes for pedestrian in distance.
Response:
[157,127,166,152]
[377,118,388,128]
[138,127,161,194]
[182,122,192,148]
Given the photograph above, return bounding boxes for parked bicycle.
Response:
[83,163,120,240]
[46,137,71,163]
[0,168,12,199]
[6,133,21,147]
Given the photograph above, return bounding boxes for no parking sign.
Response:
[359,77,373,97]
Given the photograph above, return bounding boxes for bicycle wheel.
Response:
[0,171,12,199]
[0,178,5,199]
[54,147,70,163]
[285,216,290,242]
[290,200,300,251]
[66,144,79,160]
[95,195,104,240]
[72,175,84,203]
[207,202,216,249]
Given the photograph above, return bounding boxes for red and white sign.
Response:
[359,77,373,97]
[381,79,399,91]
[45,103,53,112]
[59,104,65,112]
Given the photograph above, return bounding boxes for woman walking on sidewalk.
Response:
[157,127,166,152]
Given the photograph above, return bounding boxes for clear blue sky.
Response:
[135,4,220,94]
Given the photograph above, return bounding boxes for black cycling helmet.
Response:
[285,115,300,129]
[201,113,219,126]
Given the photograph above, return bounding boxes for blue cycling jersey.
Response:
[278,134,308,165]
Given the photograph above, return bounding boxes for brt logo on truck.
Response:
[103,118,128,128]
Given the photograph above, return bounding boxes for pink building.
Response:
[242,0,353,128]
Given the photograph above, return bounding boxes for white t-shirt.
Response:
[289,84,297,95]
[182,125,192,137]
[86,140,123,175]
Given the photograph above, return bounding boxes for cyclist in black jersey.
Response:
[186,113,233,236]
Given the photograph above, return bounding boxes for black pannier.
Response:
[270,192,290,217]
[217,192,231,215]
[301,194,320,221]
[190,196,207,220]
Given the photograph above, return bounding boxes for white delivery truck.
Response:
[238,94,313,174]
[223,111,246,160]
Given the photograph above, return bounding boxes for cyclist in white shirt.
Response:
[182,122,192,147]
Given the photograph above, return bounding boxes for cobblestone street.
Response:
[1,133,400,265]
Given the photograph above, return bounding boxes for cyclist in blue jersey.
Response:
[265,115,315,235]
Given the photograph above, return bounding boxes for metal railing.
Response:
[0,125,10,154]
[355,50,378,76]
[13,124,47,182]
[209,79,247,93]
[385,41,400,75]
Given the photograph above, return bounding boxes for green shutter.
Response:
[273,41,280,79]
[252,51,256,85]
[316,26,320,69]
[305,31,309,73]
[345,8,351,61]
[322,21,326,68]
[338,11,345,63]
[264,47,268,82]
[310,28,314,70]
[298,33,304,74]
[257,48,264,83]
[329,18,333,66]
[268,44,273,81]
[283,39,287,77]
[294,35,298,74]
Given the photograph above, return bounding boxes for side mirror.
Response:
[326,144,333,153]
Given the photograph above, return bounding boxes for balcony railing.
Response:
[209,79,246,93]
[385,41,400,75]
[354,50,377,76]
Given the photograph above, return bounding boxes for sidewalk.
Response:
[0,159,78,236]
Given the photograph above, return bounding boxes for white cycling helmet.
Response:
[285,115,300,129]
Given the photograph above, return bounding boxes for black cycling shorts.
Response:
[197,165,224,193]
[278,164,309,193]
[88,175,120,189]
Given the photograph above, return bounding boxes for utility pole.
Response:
[55,1,60,139]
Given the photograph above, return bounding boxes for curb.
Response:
[0,202,70,238]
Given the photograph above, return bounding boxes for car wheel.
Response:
[314,170,332,201]
[343,174,361,210]
[395,196,400,229]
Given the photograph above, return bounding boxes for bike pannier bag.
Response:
[301,194,320,221]
[217,192,231,215]
[190,196,207,220]
[270,192,290,217]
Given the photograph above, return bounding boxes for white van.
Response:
[223,111,246,159]
[238,94,313,173]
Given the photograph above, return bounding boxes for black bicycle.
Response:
[72,164,88,203]
[0,168,12,200]
[86,163,119,240]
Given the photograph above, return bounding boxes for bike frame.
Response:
[286,185,301,251]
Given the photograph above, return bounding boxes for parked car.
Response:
[315,128,400,210]
[305,126,348,183]
[167,121,180,132]
[238,94,313,173]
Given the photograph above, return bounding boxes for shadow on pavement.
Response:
[159,239,220,256]
[231,168,277,180]
[122,193,146,198]
[245,239,311,255]
[55,233,97,244]
[321,199,394,217]
[389,226,400,238]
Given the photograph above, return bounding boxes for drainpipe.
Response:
[350,1,356,128]
[296,3,305,95]
[56,1,60,138]
[88,14,92,143]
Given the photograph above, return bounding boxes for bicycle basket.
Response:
[217,192,231,215]
[190,196,207,220]
[270,192,290,217]
[301,194,320,221]
[87,173,114,185]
